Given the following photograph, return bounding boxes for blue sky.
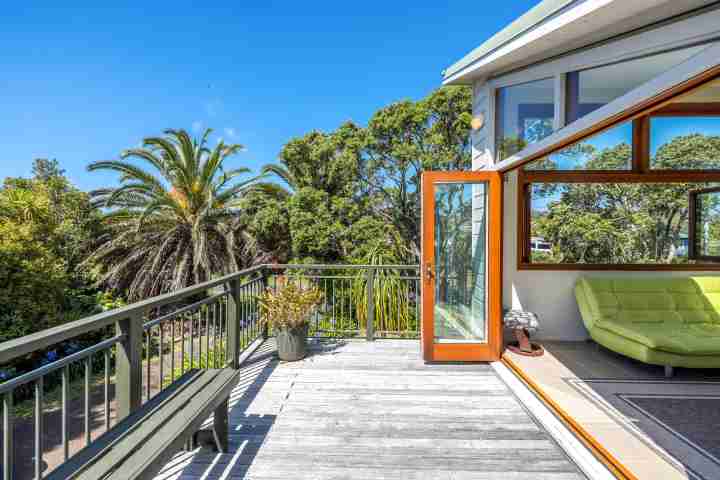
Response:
[0,1,540,191]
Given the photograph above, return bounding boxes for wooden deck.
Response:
[154,339,585,480]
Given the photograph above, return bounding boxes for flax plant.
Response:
[352,246,414,337]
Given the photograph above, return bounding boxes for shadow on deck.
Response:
[154,339,584,480]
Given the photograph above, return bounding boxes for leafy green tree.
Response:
[533,134,720,264]
[0,160,104,341]
[86,129,270,300]
[265,123,384,263]
[235,187,292,263]
[363,86,472,259]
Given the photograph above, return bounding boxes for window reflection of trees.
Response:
[434,184,486,339]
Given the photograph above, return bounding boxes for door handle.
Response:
[424,262,434,283]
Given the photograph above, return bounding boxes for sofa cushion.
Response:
[614,292,674,313]
[596,320,720,355]
[615,310,680,324]
[578,276,720,325]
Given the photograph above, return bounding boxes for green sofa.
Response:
[575,277,720,375]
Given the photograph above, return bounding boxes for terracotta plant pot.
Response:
[275,324,309,361]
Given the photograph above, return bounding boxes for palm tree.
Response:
[86,128,270,300]
[260,163,299,198]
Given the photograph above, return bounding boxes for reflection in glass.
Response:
[434,182,487,343]
[567,46,705,123]
[530,182,720,264]
[525,122,632,170]
[651,117,720,170]
[496,78,555,161]
[693,190,720,258]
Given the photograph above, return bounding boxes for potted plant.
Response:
[259,276,322,361]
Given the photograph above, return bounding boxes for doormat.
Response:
[566,378,720,480]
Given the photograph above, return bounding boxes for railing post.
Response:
[116,312,143,419]
[227,278,241,369]
[366,268,375,341]
[261,269,270,340]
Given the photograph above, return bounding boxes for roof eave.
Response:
[443,0,579,83]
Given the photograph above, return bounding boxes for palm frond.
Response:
[87,127,264,300]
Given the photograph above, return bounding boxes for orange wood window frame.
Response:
[688,186,720,262]
[421,171,503,362]
[513,70,720,271]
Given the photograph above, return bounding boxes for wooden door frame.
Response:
[421,171,503,362]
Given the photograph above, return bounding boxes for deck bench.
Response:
[47,368,240,480]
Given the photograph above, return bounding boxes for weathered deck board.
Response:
[154,340,585,480]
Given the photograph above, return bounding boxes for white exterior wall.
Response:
[470,8,720,341]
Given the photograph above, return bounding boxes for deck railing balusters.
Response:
[84,357,91,446]
[104,349,110,431]
[242,284,247,352]
[267,265,420,339]
[170,318,175,383]
[223,298,229,366]
[145,330,151,402]
[366,268,375,341]
[205,305,211,368]
[0,263,418,477]
[196,307,202,368]
[189,310,195,368]
[4,391,13,480]
[181,313,186,374]
[61,365,69,461]
[158,324,164,391]
[34,376,43,480]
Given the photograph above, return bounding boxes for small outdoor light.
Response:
[471,112,485,131]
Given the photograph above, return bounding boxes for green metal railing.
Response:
[0,263,419,479]
[268,265,420,339]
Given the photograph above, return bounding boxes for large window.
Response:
[690,187,720,260]
[496,78,555,161]
[525,121,633,170]
[566,46,705,123]
[517,77,720,270]
[650,80,720,170]
[529,182,718,265]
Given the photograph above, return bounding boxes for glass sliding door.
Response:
[421,171,502,362]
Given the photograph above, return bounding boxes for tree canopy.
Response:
[86,129,273,300]
[0,160,106,342]
[532,134,720,264]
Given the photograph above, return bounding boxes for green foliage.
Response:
[164,340,227,389]
[257,86,472,264]
[0,161,105,342]
[351,245,417,337]
[86,129,274,300]
[236,187,291,263]
[363,86,472,259]
[533,135,720,264]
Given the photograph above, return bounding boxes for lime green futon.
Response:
[575,277,720,375]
